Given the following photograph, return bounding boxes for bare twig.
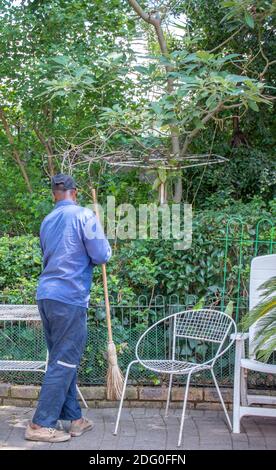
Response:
[209,25,245,53]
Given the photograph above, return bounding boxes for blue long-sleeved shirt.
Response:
[36,200,111,307]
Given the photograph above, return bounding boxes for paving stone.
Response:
[242,421,263,436]
[232,441,249,450]
[0,406,274,450]
[258,424,276,437]
[144,408,161,417]
[130,408,146,416]
[200,444,233,450]
[248,436,267,449]
[32,441,53,450]
[231,432,248,442]
[117,437,135,450]
[264,438,276,450]
[183,409,204,417]
[118,423,136,437]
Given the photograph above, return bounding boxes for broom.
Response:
[91,188,124,400]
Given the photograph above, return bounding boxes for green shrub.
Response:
[0,199,274,304]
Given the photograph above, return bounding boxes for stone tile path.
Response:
[0,406,275,450]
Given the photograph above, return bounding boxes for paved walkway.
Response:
[0,406,275,450]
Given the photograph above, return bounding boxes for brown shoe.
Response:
[70,418,94,437]
[25,423,71,442]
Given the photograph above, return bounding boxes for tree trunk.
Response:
[128,0,182,203]
[230,116,249,148]
[0,107,32,193]
[173,177,182,203]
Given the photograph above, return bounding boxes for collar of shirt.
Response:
[54,200,77,209]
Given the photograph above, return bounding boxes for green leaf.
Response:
[225,300,234,317]
[226,74,246,83]
[206,95,217,110]
[244,12,255,29]
[196,50,213,62]
[194,296,205,310]
[221,1,236,6]
[216,53,240,64]
[152,178,161,190]
[158,168,167,183]
[248,100,259,112]
[194,117,205,129]
[52,55,70,65]
[51,90,67,97]
[134,65,149,75]
[151,102,162,115]
[68,94,78,109]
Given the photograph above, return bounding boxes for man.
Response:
[25,174,111,443]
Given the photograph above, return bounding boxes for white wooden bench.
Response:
[0,304,87,408]
[233,254,276,432]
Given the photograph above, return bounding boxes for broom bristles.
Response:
[106,341,124,400]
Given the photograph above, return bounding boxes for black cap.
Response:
[51,173,77,191]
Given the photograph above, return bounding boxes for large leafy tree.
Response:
[0,0,136,186]
[98,0,275,203]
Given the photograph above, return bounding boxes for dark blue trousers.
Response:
[33,299,87,428]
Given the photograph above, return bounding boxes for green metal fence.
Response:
[0,216,275,388]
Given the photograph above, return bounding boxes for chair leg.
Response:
[233,339,244,433]
[210,368,232,430]
[165,374,173,417]
[240,367,248,406]
[177,372,191,447]
[77,384,88,409]
[114,360,138,435]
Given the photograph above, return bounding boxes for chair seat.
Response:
[139,359,207,374]
[241,358,276,374]
[0,360,46,371]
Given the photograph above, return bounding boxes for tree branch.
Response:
[34,128,55,176]
[128,0,158,25]
[255,27,275,80]
[209,25,245,53]
[180,103,224,157]
[260,59,276,80]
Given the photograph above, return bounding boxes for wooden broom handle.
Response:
[91,188,113,343]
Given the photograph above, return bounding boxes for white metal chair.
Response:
[233,254,276,433]
[0,304,88,408]
[114,308,237,447]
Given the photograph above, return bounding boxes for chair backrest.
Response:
[249,254,276,357]
[135,309,236,366]
[175,309,233,344]
[0,305,41,321]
